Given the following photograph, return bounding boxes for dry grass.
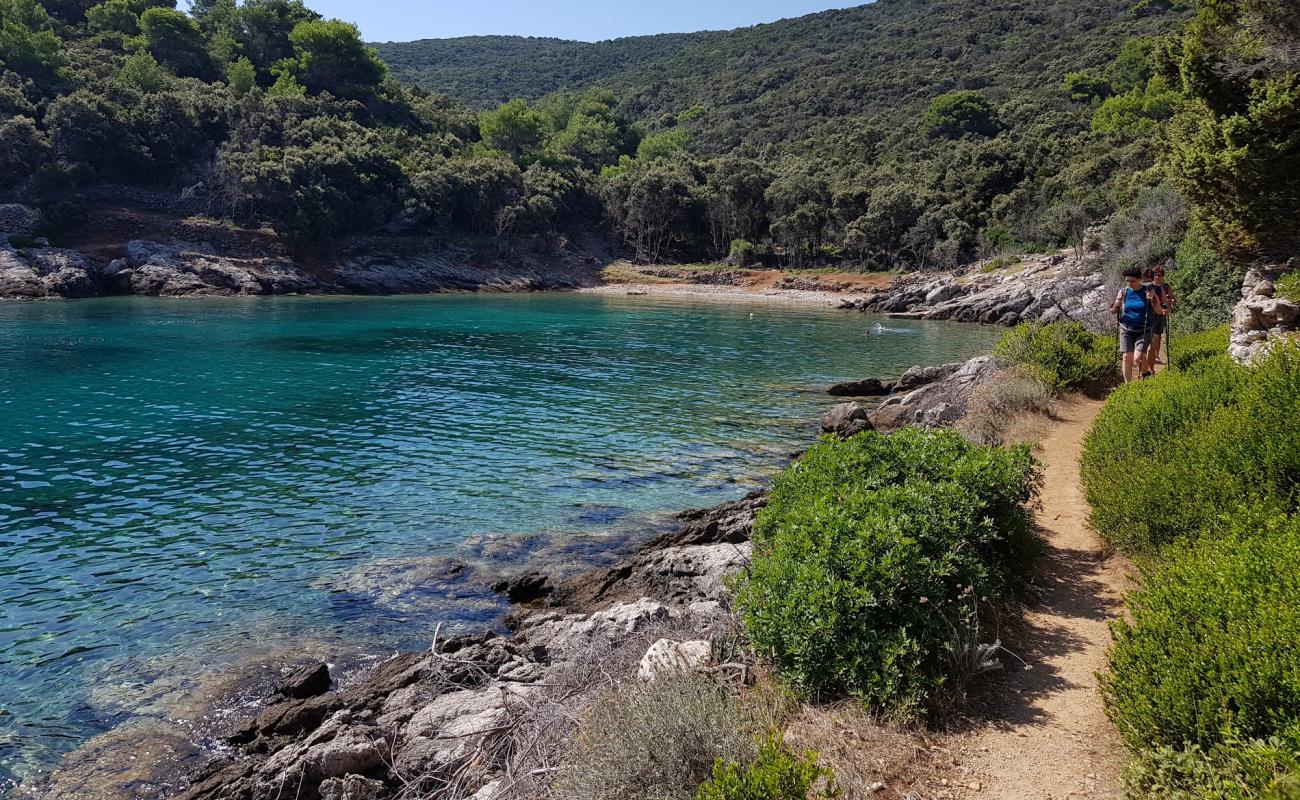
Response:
[956,367,1054,447]
[782,702,962,800]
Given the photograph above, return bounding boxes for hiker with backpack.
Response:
[1110,266,1160,383]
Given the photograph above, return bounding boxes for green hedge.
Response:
[1103,513,1300,752]
[993,321,1118,393]
[1081,344,1300,554]
[1168,325,1230,371]
[733,428,1039,717]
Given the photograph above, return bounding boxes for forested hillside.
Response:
[1,0,1295,289]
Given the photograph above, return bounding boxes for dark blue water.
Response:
[0,293,997,787]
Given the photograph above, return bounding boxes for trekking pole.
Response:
[1165,314,1173,371]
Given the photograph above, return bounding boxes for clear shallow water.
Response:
[0,293,997,787]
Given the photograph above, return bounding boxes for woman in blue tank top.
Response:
[1110,266,1158,383]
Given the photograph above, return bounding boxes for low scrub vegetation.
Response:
[1081,345,1299,554]
[695,734,839,800]
[1103,514,1300,798]
[552,672,789,800]
[993,321,1118,393]
[957,366,1053,447]
[1168,325,1230,371]
[1087,343,1300,798]
[733,428,1039,717]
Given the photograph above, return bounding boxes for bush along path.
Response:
[952,397,1131,799]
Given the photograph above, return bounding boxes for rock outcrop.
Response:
[131,494,759,800]
[870,355,998,431]
[1229,264,1299,363]
[0,245,98,298]
[846,254,1112,331]
[107,240,318,296]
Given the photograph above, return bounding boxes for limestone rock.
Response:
[319,775,385,800]
[820,402,874,439]
[637,638,714,681]
[871,356,997,431]
[895,362,962,391]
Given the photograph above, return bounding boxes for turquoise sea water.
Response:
[0,293,998,788]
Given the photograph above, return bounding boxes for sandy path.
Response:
[953,398,1132,799]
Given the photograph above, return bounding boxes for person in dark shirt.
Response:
[1146,264,1176,371]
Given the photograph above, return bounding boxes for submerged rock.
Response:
[491,571,553,604]
[827,377,897,396]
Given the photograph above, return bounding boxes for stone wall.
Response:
[1229,262,1300,363]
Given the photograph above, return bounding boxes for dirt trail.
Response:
[953,398,1133,799]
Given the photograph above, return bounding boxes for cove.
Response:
[0,293,998,789]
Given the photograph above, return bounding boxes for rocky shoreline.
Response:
[22,348,990,800]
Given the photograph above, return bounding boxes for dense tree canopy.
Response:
[2,0,1292,274]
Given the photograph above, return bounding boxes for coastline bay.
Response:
[0,293,997,790]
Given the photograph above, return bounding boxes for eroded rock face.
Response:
[0,246,99,298]
[108,241,318,297]
[848,254,1111,332]
[870,356,997,431]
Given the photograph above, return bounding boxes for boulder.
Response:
[637,639,714,681]
[820,402,874,439]
[895,362,961,391]
[277,662,332,700]
[871,356,997,431]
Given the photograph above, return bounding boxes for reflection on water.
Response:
[0,293,999,788]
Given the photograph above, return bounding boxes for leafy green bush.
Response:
[695,734,839,800]
[1169,325,1229,371]
[993,321,1118,392]
[733,428,1039,716]
[1125,729,1300,800]
[1102,514,1300,767]
[1277,272,1300,303]
[1082,344,1300,553]
[1169,228,1244,333]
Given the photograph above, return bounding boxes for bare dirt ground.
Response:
[583,262,894,306]
[946,397,1133,799]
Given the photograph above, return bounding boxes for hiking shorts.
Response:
[1152,315,1168,335]
[1120,325,1152,354]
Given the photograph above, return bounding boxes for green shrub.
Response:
[1169,227,1244,333]
[733,428,1039,716]
[695,734,840,800]
[1126,730,1300,800]
[993,321,1118,392]
[1277,272,1300,303]
[1102,513,1300,759]
[1169,325,1229,371]
[1082,344,1300,553]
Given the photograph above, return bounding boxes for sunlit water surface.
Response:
[0,293,998,788]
